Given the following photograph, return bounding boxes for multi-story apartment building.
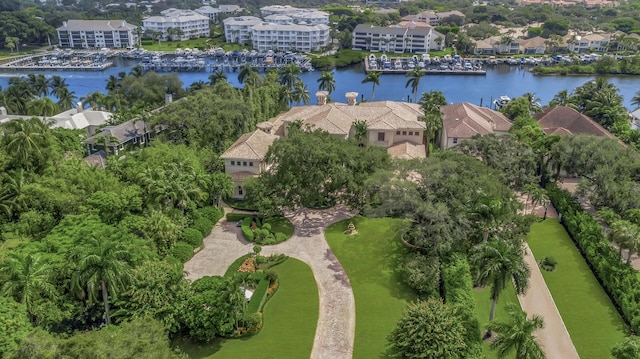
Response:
[351,24,444,53]
[260,5,330,25]
[142,9,210,41]
[56,20,138,49]
[251,23,330,52]
[224,15,330,51]
[195,5,242,22]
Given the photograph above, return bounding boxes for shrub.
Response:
[255,255,266,265]
[275,232,287,242]
[194,206,223,223]
[547,182,640,333]
[241,217,254,241]
[182,227,204,248]
[538,256,557,271]
[400,253,440,298]
[261,223,271,231]
[253,245,262,255]
[170,242,194,263]
[193,218,214,237]
[265,270,278,283]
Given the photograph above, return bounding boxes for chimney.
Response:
[165,93,173,104]
[76,102,83,112]
[316,91,328,106]
[345,92,358,106]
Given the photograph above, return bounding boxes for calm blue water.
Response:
[1,59,639,109]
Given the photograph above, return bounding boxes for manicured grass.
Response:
[178,258,319,358]
[264,217,294,239]
[527,219,627,358]
[325,217,417,359]
[472,282,519,358]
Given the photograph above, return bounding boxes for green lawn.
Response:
[472,282,519,358]
[325,217,416,359]
[178,258,319,358]
[527,219,627,358]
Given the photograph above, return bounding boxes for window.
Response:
[238,186,243,196]
[377,132,385,142]
[453,137,458,144]
[402,131,407,135]
[415,131,420,136]
[396,131,401,135]
[409,131,413,136]
[231,160,235,165]
[249,162,254,166]
[243,161,247,166]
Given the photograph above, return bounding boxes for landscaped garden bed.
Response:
[178,258,318,358]
[226,214,294,245]
[325,217,416,358]
[526,219,626,358]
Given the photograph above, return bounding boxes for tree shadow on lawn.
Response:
[325,248,352,288]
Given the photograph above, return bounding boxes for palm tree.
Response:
[129,65,144,78]
[529,188,548,216]
[420,90,446,156]
[28,74,49,97]
[80,91,107,110]
[73,237,132,325]
[632,90,640,110]
[610,220,640,264]
[353,119,368,146]
[405,68,423,103]
[244,71,263,87]
[362,71,381,102]
[26,97,58,117]
[470,239,530,324]
[317,71,336,95]
[3,118,47,167]
[278,63,302,90]
[523,92,542,113]
[209,70,227,86]
[55,87,77,111]
[293,79,310,105]
[237,63,257,85]
[49,75,68,99]
[0,253,58,312]
[105,74,121,93]
[470,195,513,243]
[487,303,546,359]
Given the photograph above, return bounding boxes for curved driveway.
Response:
[184,206,356,359]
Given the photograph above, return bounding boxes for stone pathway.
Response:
[517,190,580,358]
[183,205,357,359]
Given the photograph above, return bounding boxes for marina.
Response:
[366,53,487,75]
[0,49,116,72]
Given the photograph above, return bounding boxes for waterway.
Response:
[0,58,639,109]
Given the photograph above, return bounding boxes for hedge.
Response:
[194,206,223,223]
[442,254,483,358]
[226,213,250,222]
[547,183,638,333]
[241,217,254,241]
[192,218,214,237]
[170,242,195,263]
[182,227,204,248]
[247,278,270,314]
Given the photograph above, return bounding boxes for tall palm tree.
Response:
[470,195,514,243]
[278,63,302,90]
[237,63,258,85]
[362,71,381,102]
[523,92,542,113]
[80,91,107,110]
[27,74,49,97]
[129,65,144,78]
[55,87,77,111]
[317,71,336,95]
[610,220,640,264]
[405,68,423,103]
[3,118,46,166]
[470,239,530,323]
[244,71,263,87]
[73,237,132,325]
[49,75,68,100]
[0,253,58,312]
[487,303,546,359]
[105,74,121,93]
[420,90,446,156]
[209,70,227,86]
[293,79,310,105]
[26,97,58,117]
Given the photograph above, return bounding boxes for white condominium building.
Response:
[251,23,330,52]
[260,5,329,25]
[142,9,210,41]
[56,20,138,49]
[352,24,444,53]
[224,15,330,51]
[223,16,263,45]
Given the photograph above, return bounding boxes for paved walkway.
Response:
[517,191,580,358]
[184,206,356,359]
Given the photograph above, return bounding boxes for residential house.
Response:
[56,20,138,49]
[83,119,156,156]
[401,10,465,26]
[220,129,279,199]
[352,24,444,53]
[519,36,547,54]
[0,103,111,136]
[564,33,611,53]
[142,9,210,41]
[439,102,512,148]
[269,92,427,158]
[473,39,496,55]
[533,106,617,138]
[631,108,640,130]
[473,36,520,54]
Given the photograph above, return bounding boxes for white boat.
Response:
[493,95,511,109]
[407,61,415,69]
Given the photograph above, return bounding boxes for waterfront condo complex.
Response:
[56,20,138,49]
[142,9,210,41]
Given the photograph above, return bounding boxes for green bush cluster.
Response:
[241,217,254,241]
[547,183,640,332]
[192,218,213,237]
[239,216,291,245]
[190,206,222,236]
[170,242,194,263]
[441,254,483,358]
[182,228,204,248]
[226,213,250,222]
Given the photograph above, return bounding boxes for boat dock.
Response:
[0,49,114,71]
[366,54,486,75]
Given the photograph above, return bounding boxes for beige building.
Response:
[220,129,279,198]
[439,102,511,148]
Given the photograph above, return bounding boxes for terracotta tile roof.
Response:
[441,102,511,139]
[220,130,279,160]
[270,101,426,137]
[387,141,426,159]
[533,106,616,138]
